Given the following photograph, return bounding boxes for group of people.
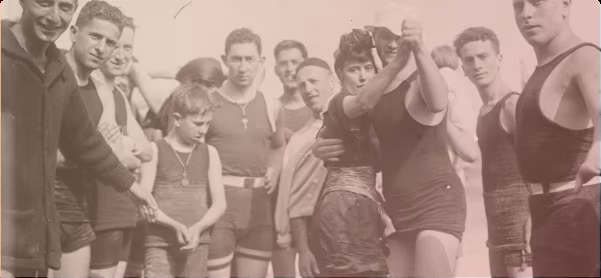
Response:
[2,0,599,277]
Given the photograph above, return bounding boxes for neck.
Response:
[166,132,196,152]
[312,108,323,120]
[478,76,511,105]
[101,71,117,88]
[533,26,581,66]
[280,87,304,108]
[11,22,50,61]
[221,80,255,102]
[66,48,92,86]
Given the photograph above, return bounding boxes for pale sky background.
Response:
[3,0,599,102]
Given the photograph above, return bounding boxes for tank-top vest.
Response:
[477,92,524,193]
[205,92,272,177]
[515,43,600,183]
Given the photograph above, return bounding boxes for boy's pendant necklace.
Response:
[167,140,197,186]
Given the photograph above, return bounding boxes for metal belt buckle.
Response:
[244,178,255,188]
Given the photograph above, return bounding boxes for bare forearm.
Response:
[414,46,448,113]
[291,217,311,253]
[348,58,405,118]
[191,203,226,233]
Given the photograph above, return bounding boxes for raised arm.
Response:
[405,20,448,113]
[342,42,408,119]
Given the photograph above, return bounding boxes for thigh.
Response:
[488,248,509,278]
[51,245,91,278]
[237,224,273,263]
[414,230,461,277]
[90,229,131,270]
[530,189,600,277]
[60,222,96,253]
[207,222,236,276]
[234,256,271,278]
[181,244,209,278]
[386,232,416,277]
[271,247,297,278]
[145,246,174,278]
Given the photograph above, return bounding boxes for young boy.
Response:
[140,84,227,277]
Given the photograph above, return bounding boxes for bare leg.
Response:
[89,266,117,278]
[386,233,416,277]
[414,230,461,277]
[271,247,297,277]
[234,256,271,277]
[49,245,91,278]
[507,266,533,278]
[114,261,128,278]
[207,253,233,278]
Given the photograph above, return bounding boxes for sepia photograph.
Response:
[1,0,600,277]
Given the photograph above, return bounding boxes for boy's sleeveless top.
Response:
[515,43,599,183]
[476,92,524,193]
[146,139,211,247]
[371,72,461,197]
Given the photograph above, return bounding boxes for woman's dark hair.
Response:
[333,29,378,80]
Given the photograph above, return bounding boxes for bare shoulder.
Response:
[568,45,600,75]
[207,144,219,157]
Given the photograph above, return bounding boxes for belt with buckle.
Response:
[527,176,600,195]
[222,175,265,189]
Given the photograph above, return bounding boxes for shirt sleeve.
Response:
[325,92,365,133]
[59,86,135,192]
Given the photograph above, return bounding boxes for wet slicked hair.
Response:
[75,0,124,32]
[453,27,501,57]
[274,40,308,60]
[225,28,262,55]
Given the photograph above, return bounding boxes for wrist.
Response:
[412,42,429,57]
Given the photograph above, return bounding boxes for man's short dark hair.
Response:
[273,40,308,60]
[123,16,135,31]
[453,27,501,57]
[224,28,262,55]
[75,0,124,32]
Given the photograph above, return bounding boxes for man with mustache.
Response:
[1,0,156,277]
[512,0,600,276]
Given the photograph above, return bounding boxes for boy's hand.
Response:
[180,225,204,252]
[174,223,192,246]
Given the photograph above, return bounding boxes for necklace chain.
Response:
[166,139,196,186]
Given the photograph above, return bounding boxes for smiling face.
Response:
[101,26,134,77]
[296,65,333,115]
[20,0,78,43]
[71,18,121,71]
[513,0,571,47]
[458,40,502,88]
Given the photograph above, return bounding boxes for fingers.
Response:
[310,259,320,275]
